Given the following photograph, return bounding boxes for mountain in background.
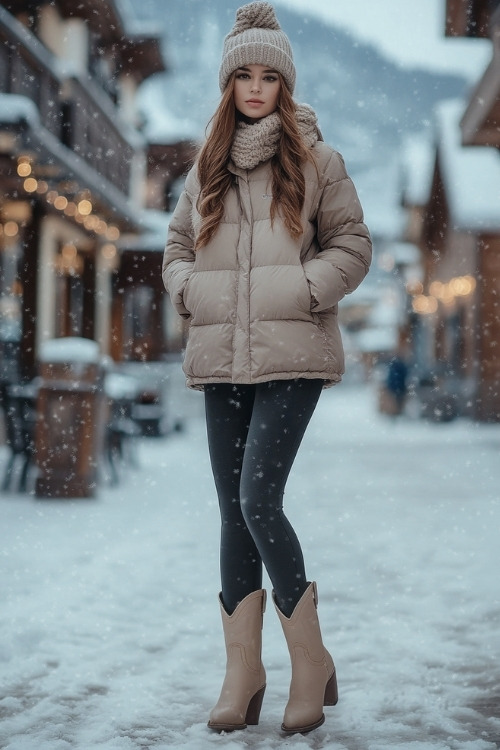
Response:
[130,0,468,235]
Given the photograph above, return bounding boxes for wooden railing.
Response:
[65,76,134,193]
[0,19,62,139]
[0,8,134,195]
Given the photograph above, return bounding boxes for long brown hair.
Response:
[195,73,315,250]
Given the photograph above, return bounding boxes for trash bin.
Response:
[35,337,104,498]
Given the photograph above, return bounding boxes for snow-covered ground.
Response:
[1,383,499,750]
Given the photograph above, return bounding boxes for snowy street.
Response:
[1,382,499,750]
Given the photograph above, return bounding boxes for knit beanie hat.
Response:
[219,1,296,93]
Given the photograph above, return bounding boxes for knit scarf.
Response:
[230,102,321,170]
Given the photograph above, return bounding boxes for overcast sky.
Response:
[277,0,491,81]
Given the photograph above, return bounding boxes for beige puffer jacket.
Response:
[163,141,372,390]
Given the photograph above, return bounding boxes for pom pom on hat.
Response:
[219,1,296,93]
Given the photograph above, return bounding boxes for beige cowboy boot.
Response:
[274,581,338,734]
[208,589,267,731]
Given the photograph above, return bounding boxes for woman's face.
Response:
[233,64,281,121]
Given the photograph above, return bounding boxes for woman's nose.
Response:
[250,80,261,92]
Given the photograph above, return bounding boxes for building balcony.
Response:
[0,6,144,221]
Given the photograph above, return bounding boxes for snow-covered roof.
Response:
[436,98,500,232]
[400,133,435,207]
[353,163,406,239]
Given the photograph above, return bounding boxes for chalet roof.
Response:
[400,134,435,208]
[435,98,500,232]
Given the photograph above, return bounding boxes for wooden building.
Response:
[446,0,500,147]
[400,2,500,421]
[407,101,500,419]
[111,140,197,363]
[0,0,192,385]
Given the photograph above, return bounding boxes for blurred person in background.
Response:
[385,351,409,415]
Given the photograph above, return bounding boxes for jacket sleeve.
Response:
[162,169,197,319]
[303,149,372,312]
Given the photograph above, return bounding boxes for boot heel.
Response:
[245,684,266,725]
[323,671,338,706]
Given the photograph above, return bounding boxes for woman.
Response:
[163,1,372,735]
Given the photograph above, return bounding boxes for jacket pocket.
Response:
[182,272,194,315]
[300,265,316,312]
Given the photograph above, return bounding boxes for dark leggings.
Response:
[204,379,323,617]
